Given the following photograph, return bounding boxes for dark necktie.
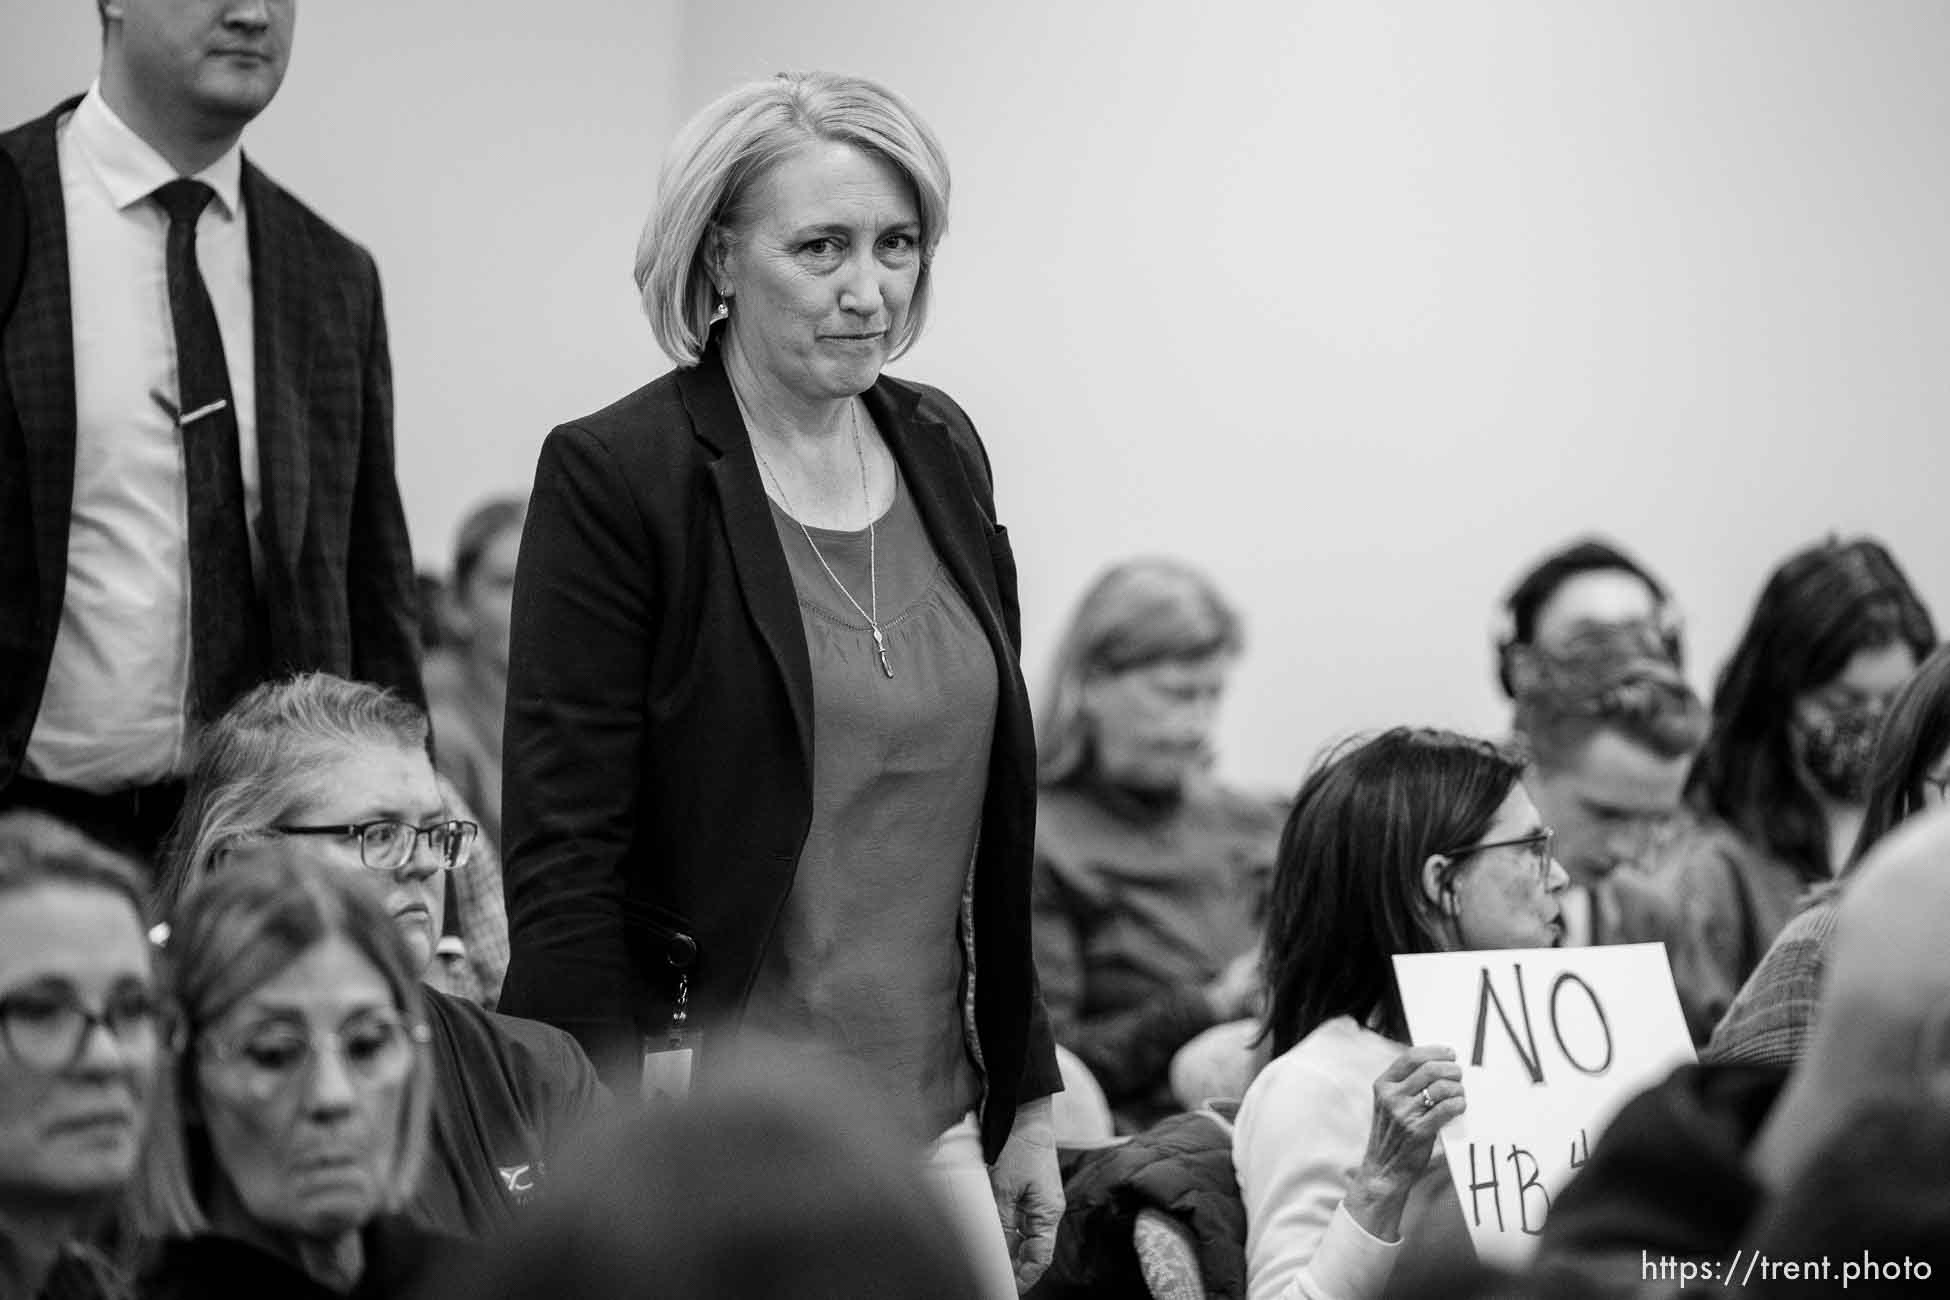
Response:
[152,178,268,722]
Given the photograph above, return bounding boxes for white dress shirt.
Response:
[23,85,261,792]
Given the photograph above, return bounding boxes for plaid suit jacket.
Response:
[0,98,423,787]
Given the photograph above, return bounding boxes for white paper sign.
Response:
[1392,942,1697,1268]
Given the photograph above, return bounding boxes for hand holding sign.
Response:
[1340,1044,1466,1243]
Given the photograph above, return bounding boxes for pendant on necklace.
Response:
[871,625,895,679]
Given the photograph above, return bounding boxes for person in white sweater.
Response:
[1235,729,1568,1300]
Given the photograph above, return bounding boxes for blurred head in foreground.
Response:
[1751,804,1950,1188]
[443,1043,980,1300]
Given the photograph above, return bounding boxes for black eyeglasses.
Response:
[271,819,478,872]
[0,986,173,1073]
[1437,827,1556,881]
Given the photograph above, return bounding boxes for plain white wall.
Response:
[8,2,1949,792]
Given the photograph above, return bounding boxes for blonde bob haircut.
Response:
[133,851,433,1237]
[635,70,952,367]
[1036,558,1244,787]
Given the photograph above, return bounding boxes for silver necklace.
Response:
[750,399,893,679]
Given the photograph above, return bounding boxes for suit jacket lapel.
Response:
[243,159,311,591]
[865,383,1005,643]
[3,101,81,596]
[679,351,814,771]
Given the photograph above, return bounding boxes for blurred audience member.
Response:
[1494,538,1682,702]
[156,674,606,1239]
[1533,803,1950,1297]
[135,856,455,1298]
[1511,619,1719,1039]
[424,497,526,855]
[1239,729,1566,1300]
[1168,1014,1271,1113]
[0,0,422,865]
[1661,537,1934,1031]
[434,1045,983,1300]
[1707,642,1950,1066]
[1735,1094,1950,1299]
[1033,559,1283,1131]
[415,574,451,658]
[0,813,160,1300]
[418,499,526,1009]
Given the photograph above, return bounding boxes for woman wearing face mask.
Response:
[134,854,452,1298]
[1705,642,1950,1067]
[1659,537,1935,1035]
[1031,559,1284,1131]
[155,674,608,1240]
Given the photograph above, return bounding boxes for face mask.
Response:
[1794,704,1885,802]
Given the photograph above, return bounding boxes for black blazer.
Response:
[0,98,423,787]
[499,343,1058,1159]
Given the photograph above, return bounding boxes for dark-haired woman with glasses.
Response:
[135,852,458,1298]
[1236,729,1566,1300]
[0,812,163,1300]
[155,674,607,1239]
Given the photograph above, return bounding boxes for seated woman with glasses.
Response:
[1235,729,1567,1300]
[0,813,164,1300]
[134,853,456,1297]
[155,674,607,1239]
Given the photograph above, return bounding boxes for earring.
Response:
[710,287,732,325]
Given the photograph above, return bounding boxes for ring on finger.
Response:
[1420,1087,1435,1111]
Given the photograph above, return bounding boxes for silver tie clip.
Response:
[179,398,229,427]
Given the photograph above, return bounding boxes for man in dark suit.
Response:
[0,0,422,861]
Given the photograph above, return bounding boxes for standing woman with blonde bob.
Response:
[499,73,1060,1294]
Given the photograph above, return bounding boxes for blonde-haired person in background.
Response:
[1031,559,1283,1132]
[499,71,1059,1294]
[133,851,453,1297]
